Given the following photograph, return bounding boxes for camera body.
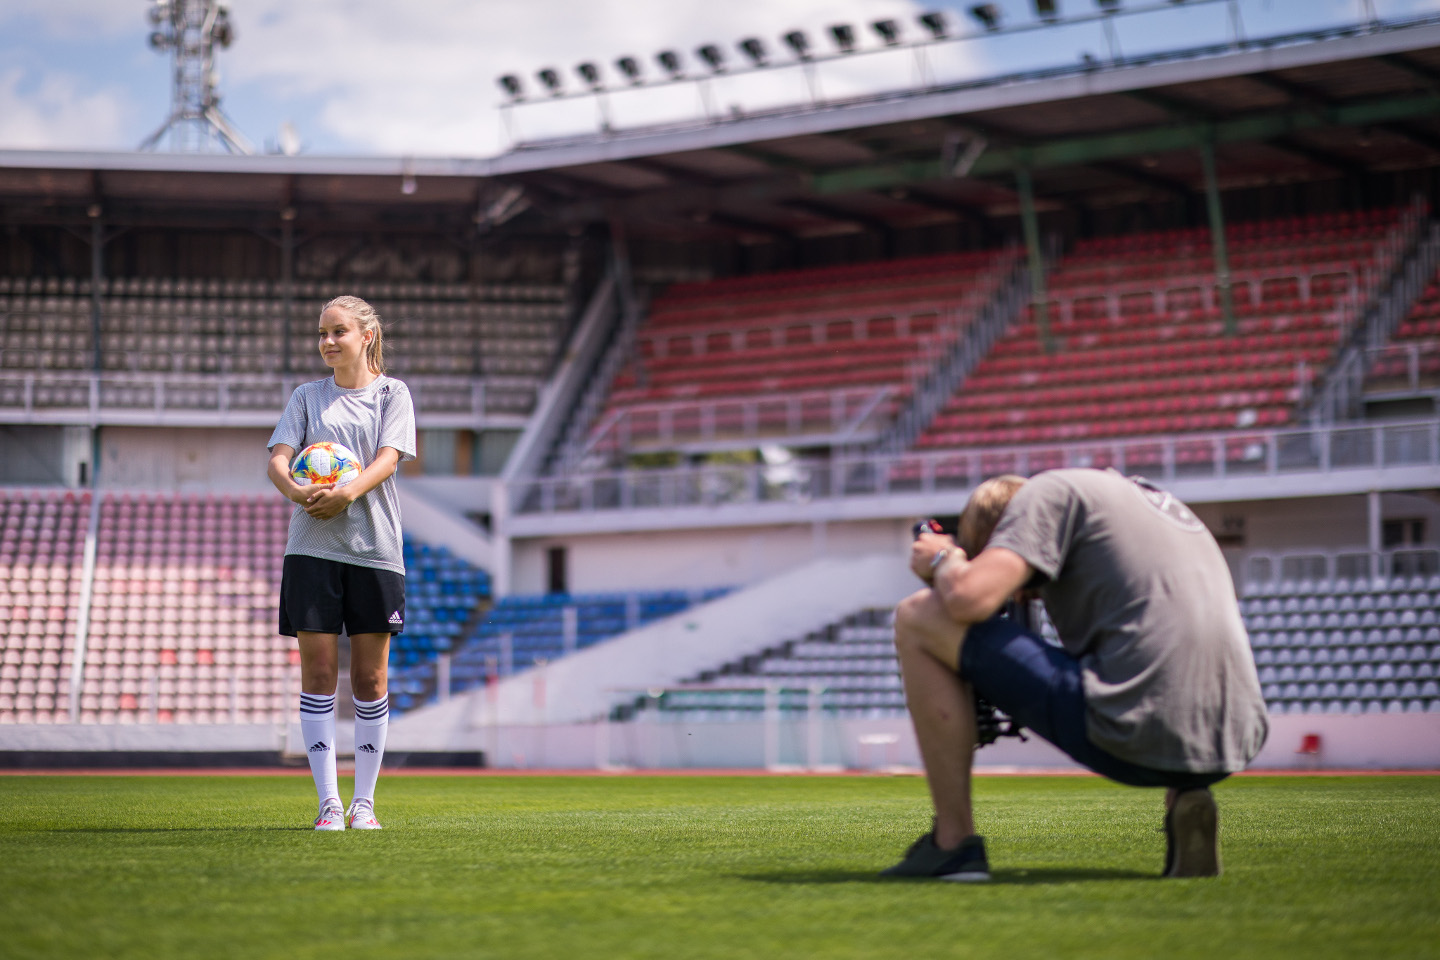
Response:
[911,516,1027,749]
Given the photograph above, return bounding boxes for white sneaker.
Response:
[314,798,345,831]
[346,799,382,830]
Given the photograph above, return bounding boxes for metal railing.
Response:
[0,371,541,424]
[510,417,1440,516]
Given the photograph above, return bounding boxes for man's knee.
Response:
[894,588,965,670]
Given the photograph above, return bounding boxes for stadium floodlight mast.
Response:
[783,30,823,104]
[738,37,768,66]
[969,5,1003,31]
[829,24,857,53]
[656,50,684,78]
[871,19,902,46]
[616,56,643,85]
[493,0,1247,141]
[138,0,253,154]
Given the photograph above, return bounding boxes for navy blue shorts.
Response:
[959,618,1228,790]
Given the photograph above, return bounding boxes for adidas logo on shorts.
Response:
[388,611,403,625]
[308,742,329,753]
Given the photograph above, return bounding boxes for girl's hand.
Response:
[303,484,355,519]
[289,482,329,506]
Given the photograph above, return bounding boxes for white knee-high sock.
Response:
[299,692,339,806]
[352,695,389,805]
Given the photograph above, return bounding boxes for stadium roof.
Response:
[2,16,1439,240]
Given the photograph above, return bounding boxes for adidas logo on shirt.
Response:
[357,743,378,754]
[308,742,329,753]
[388,611,403,625]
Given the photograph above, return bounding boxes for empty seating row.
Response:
[912,209,1418,452]
[0,487,494,725]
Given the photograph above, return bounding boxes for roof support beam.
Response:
[1199,140,1237,337]
[810,93,1440,195]
[1015,166,1052,354]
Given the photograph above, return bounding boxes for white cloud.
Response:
[0,0,139,38]
[0,68,134,149]
[223,0,976,156]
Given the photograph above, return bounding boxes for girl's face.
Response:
[318,307,372,371]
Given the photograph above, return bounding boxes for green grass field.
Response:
[1,773,1436,960]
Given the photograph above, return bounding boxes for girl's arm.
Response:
[297,446,403,520]
[267,444,328,506]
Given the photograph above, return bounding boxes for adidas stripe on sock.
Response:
[352,695,389,806]
[299,692,339,807]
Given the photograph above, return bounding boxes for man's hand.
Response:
[910,531,964,584]
[301,483,356,519]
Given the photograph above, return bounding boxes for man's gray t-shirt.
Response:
[267,375,417,576]
[987,468,1268,773]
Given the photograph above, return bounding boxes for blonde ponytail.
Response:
[322,294,387,374]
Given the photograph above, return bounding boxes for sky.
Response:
[0,0,1436,159]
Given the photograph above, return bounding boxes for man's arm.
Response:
[911,532,1033,625]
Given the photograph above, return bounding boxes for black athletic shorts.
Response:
[959,617,1229,791]
[278,554,406,638]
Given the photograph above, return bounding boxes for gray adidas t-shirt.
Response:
[987,468,1269,773]
[267,375,417,576]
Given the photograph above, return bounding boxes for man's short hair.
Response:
[958,474,1027,558]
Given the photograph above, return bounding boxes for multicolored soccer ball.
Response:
[290,441,363,487]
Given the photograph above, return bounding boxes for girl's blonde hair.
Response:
[321,295,386,374]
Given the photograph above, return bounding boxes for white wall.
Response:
[99,426,275,492]
[510,519,910,594]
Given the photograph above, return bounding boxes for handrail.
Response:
[0,370,541,423]
[510,416,1440,517]
[578,384,898,458]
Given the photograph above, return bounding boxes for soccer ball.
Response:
[290,441,363,487]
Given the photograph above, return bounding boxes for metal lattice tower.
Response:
[138,0,253,154]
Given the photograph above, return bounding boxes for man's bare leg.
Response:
[894,587,980,849]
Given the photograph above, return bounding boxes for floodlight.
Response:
[968,4,1001,31]
[1033,0,1060,20]
[829,24,856,53]
[497,74,523,100]
[1096,0,1121,10]
[576,61,602,90]
[616,56,642,84]
[783,30,810,61]
[919,12,947,39]
[148,30,169,49]
[697,44,725,72]
[657,50,684,78]
[738,37,767,66]
[537,68,562,95]
[871,19,901,45]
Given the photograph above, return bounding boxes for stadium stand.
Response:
[583,250,1018,456]
[388,587,731,710]
[80,493,294,725]
[0,486,497,725]
[1240,553,1440,716]
[0,277,565,417]
[0,489,87,724]
[1366,263,1440,396]
[915,208,1417,456]
[613,549,1440,723]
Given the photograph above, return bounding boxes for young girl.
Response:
[267,295,416,831]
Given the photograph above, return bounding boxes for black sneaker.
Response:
[1163,788,1221,878]
[881,832,990,882]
